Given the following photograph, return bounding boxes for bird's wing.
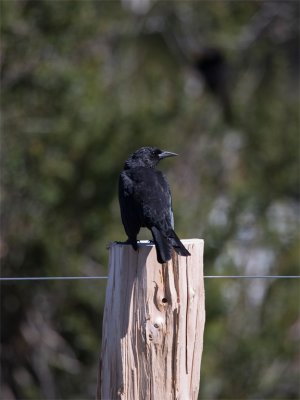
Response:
[128,168,174,233]
[119,171,142,239]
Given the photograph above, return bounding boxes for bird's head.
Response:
[124,147,178,169]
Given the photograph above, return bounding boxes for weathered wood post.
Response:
[97,239,205,400]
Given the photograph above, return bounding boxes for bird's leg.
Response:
[129,237,138,251]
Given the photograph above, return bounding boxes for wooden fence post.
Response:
[97,239,205,400]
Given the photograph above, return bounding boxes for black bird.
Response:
[118,147,190,264]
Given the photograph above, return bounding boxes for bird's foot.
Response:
[115,239,139,251]
[114,241,130,245]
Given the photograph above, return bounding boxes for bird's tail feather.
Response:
[169,230,191,257]
[151,227,172,264]
[151,227,191,263]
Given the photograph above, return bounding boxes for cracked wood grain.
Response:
[97,239,205,400]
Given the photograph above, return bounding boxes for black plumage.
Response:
[118,147,190,264]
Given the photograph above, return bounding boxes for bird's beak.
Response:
[159,151,178,159]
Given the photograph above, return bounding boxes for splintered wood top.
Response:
[110,238,204,247]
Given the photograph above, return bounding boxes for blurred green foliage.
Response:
[1,1,299,399]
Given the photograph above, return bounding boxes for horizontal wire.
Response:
[0,275,299,282]
[0,276,108,281]
[204,275,300,279]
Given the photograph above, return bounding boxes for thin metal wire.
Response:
[0,275,299,282]
[204,275,300,279]
[0,276,109,281]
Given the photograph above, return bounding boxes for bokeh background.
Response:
[1,1,300,399]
